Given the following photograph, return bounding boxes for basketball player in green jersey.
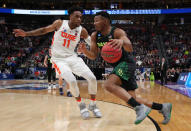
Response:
[78,11,172,125]
[44,49,56,89]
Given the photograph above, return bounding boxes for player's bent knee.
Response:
[69,80,77,88]
[87,74,97,82]
[104,83,114,92]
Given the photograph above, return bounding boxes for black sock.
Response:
[127,97,141,107]
[152,102,163,110]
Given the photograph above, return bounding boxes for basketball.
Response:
[101,42,122,63]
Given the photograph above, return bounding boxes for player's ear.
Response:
[69,14,72,20]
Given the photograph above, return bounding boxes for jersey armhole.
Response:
[56,20,64,32]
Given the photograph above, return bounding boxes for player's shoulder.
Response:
[53,19,63,24]
[52,19,63,30]
[113,27,126,37]
[114,27,125,33]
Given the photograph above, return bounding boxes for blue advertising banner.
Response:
[1,8,191,15]
[177,73,188,85]
[185,72,191,87]
[0,73,14,80]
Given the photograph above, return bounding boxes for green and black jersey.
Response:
[96,26,135,67]
[96,26,138,91]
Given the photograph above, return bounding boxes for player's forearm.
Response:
[122,39,133,52]
[83,50,97,60]
[44,57,47,66]
[26,27,48,36]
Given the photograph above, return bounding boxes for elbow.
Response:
[128,47,133,52]
[124,46,133,52]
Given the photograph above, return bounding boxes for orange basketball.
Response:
[101,42,122,63]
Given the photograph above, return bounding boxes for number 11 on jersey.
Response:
[62,39,71,48]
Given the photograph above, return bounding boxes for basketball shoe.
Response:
[48,84,51,90]
[53,84,56,89]
[78,102,90,119]
[159,103,172,124]
[67,91,72,97]
[134,104,151,124]
[59,88,63,95]
[88,103,102,118]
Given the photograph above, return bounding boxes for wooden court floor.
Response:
[0,80,191,131]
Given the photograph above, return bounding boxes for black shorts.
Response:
[111,61,138,91]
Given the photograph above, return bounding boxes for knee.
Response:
[68,79,77,88]
[88,75,97,83]
[104,82,114,93]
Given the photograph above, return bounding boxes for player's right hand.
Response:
[13,29,27,37]
[44,64,48,67]
[78,42,87,54]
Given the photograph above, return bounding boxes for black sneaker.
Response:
[59,88,63,95]
[67,91,72,97]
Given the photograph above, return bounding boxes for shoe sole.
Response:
[135,108,151,125]
[81,112,90,120]
[88,107,102,118]
[169,104,172,118]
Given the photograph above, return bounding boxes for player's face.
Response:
[70,11,82,27]
[94,15,105,31]
[162,58,165,62]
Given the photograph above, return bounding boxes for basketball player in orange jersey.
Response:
[13,6,102,119]
[78,11,172,124]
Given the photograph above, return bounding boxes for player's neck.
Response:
[101,26,111,36]
[68,21,77,30]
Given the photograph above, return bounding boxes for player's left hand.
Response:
[13,29,27,37]
[108,39,123,50]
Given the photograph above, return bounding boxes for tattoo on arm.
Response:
[26,27,47,36]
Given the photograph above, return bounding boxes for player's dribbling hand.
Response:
[78,42,87,54]
[13,29,26,37]
[108,39,123,50]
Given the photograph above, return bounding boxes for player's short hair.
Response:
[68,6,83,16]
[95,11,111,24]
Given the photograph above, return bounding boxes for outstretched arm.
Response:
[13,19,62,37]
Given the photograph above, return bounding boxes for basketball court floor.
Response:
[0,80,191,131]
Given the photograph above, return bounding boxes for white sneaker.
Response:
[79,102,90,119]
[88,103,102,118]
[48,84,51,90]
[53,84,56,89]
